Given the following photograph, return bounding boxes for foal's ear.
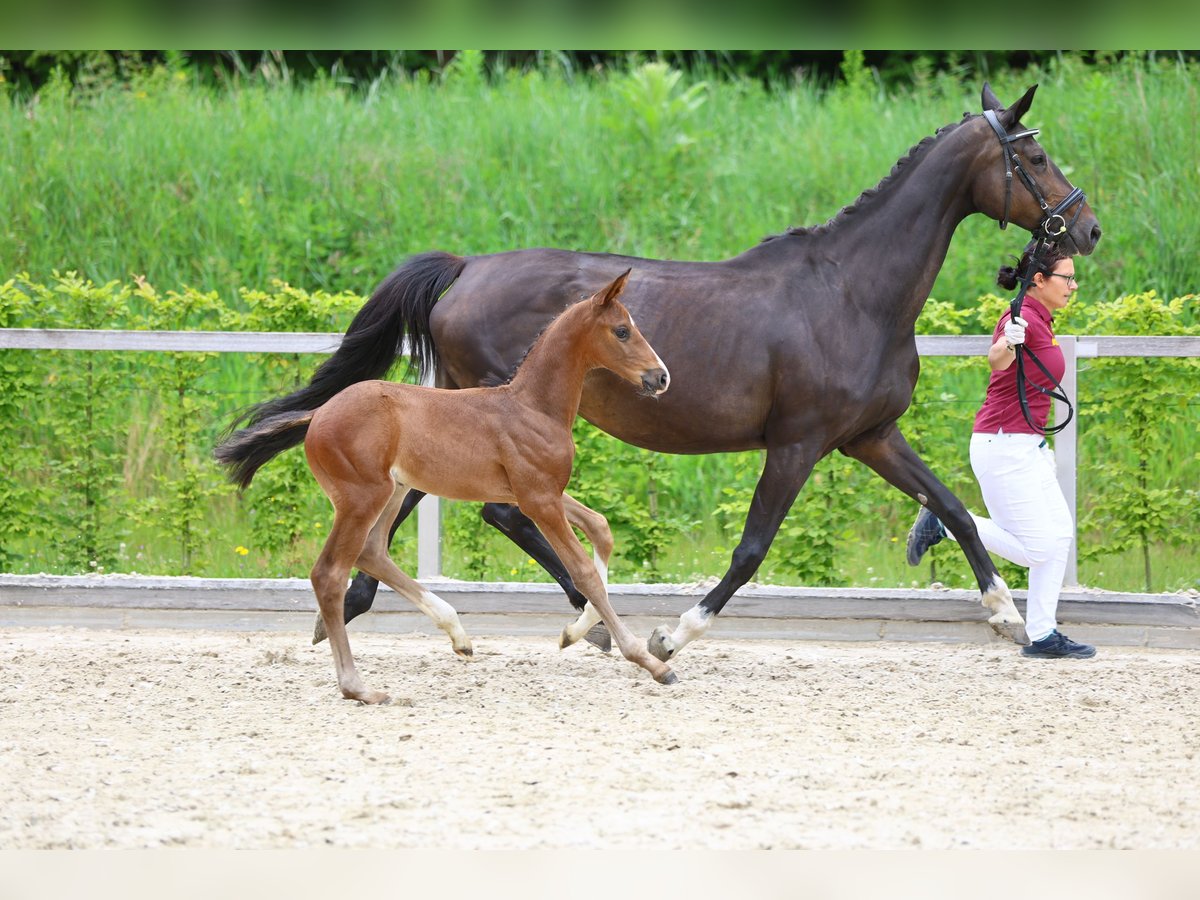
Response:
[593,268,632,308]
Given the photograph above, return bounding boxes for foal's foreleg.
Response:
[557,493,614,651]
[481,502,594,612]
[841,424,1025,641]
[527,500,676,685]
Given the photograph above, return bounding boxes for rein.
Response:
[983,109,1082,436]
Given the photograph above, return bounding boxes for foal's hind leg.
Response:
[329,488,426,643]
[557,493,614,652]
[350,489,472,657]
[355,486,473,658]
[311,505,392,705]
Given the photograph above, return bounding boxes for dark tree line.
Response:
[4,50,1194,94]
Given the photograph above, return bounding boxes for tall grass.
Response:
[3,53,1198,304]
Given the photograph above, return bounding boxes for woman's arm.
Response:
[988,337,1016,371]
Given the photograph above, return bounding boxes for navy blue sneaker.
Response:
[905,506,946,566]
[1021,631,1097,659]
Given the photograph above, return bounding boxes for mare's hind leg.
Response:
[840,423,1025,642]
[557,493,614,651]
[311,502,393,705]
[649,440,818,662]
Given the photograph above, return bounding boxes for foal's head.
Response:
[581,269,670,396]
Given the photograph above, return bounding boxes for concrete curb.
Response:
[2,574,1197,649]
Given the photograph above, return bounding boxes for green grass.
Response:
[3,53,1199,305]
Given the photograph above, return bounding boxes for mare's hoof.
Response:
[647,625,676,662]
[989,620,1030,645]
[655,669,679,686]
[455,644,475,658]
[584,623,612,653]
[312,615,328,646]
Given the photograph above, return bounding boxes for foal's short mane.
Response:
[479,297,588,388]
[760,114,972,243]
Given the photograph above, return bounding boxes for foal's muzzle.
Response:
[641,367,670,396]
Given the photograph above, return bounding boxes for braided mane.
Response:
[760,113,973,242]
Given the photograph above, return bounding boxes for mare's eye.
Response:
[614,325,630,342]
[1031,154,1046,167]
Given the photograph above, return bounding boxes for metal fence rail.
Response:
[4,328,1198,584]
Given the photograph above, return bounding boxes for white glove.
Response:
[1003,316,1028,349]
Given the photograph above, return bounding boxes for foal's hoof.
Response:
[312,615,328,646]
[655,669,679,686]
[454,643,475,658]
[647,625,676,662]
[347,690,391,706]
[584,623,612,653]
[989,619,1030,645]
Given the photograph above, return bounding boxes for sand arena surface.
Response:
[1,625,1198,850]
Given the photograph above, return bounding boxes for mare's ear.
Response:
[981,82,1002,112]
[998,84,1038,129]
[593,268,632,308]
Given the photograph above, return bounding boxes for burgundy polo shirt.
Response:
[973,297,1064,434]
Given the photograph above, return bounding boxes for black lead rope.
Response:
[1009,247,1075,436]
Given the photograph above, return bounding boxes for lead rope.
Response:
[1009,239,1075,436]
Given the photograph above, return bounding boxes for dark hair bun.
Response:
[996,265,1020,291]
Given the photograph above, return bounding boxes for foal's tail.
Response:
[213,250,466,486]
[214,410,316,490]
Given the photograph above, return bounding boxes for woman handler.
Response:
[906,244,1095,659]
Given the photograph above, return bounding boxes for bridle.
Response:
[983,109,1088,246]
[983,108,1084,436]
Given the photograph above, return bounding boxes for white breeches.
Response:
[946,432,1074,642]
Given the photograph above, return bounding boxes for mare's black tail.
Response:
[213,250,466,487]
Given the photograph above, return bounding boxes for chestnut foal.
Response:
[215,270,675,702]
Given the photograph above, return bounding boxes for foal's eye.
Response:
[614,325,630,341]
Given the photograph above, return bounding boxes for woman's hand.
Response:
[1003,316,1028,349]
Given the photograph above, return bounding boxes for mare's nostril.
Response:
[1091,224,1102,244]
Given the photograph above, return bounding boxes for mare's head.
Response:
[581,269,670,396]
[971,83,1102,255]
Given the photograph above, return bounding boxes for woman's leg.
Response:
[962,434,1073,642]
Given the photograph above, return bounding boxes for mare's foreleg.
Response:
[840,424,1025,641]
[316,488,425,644]
[648,441,818,662]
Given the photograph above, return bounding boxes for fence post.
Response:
[417,495,442,580]
[416,362,442,580]
[1055,335,1078,585]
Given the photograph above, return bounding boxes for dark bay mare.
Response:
[226,83,1101,661]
